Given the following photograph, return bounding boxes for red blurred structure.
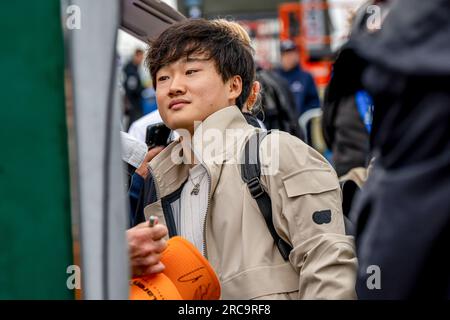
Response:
[279,1,333,91]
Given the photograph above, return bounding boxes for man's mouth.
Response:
[169,99,190,110]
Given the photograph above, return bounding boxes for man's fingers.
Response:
[151,238,167,253]
[138,223,167,238]
[133,238,167,256]
[132,262,165,278]
[132,221,151,229]
[131,253,161,269]
[149,224,168,240]
[146,146,165,160]
[130,224,168,240]
[127,228,168,259]
[131,220,164,232]
[142,262,165,276]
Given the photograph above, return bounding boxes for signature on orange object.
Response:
[177,267,205,283]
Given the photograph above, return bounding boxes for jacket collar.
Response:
[148,106,254,198]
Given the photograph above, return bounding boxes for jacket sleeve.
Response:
[260,131,357,299]
[128,172,144,227]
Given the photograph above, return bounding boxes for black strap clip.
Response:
[247,177,265,198]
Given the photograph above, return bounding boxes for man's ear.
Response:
[245,81,261,110]
[228,75,243,101]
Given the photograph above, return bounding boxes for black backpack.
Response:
[240,130,355,261]
[240,130,292,260]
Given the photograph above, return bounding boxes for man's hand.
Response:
[135,146,164,179]
[127,220,168,277]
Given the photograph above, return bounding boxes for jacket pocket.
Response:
[282,168,339,198]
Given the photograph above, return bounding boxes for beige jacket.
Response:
[144,106,357,300]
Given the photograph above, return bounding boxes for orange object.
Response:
[129,274,183,300]
[129,236,221,300]
[279,1,333,91]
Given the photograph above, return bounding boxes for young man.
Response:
[141,19,356,299]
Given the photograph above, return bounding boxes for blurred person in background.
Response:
[349,0,450,299]
[141,87,158,115]
[123,48,145,129]
[257,66,303,139]
[276,39,320,117]
[322,0,393,178]
[321,0,393,223]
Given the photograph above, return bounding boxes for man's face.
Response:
[155,53,240,134]
[134,52,144,65]
[281,50,299,71]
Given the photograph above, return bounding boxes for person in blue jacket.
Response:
[276,39,320,116]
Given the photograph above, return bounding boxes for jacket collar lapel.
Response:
[149,106,253,198]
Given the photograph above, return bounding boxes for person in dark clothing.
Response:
[321,0,386,177]
[128,146,164,227]
[349,0,450,299]
[322,85,371,177]
[276,40,320,116]
[123,49,145,129]
[257,67,304,139]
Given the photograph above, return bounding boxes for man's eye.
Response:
[157,76,169,82]
[186,69,199,75]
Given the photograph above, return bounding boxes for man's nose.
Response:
[168,75,186,96]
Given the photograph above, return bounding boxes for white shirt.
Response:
[178,164,209,255]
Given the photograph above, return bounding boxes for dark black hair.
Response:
[146,19,255,108]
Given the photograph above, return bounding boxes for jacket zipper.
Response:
[150,158,212,257]
[202,165,212,258]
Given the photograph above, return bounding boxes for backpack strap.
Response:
[240,131,293,260]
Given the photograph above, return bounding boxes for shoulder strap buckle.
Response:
[247,177,265,198]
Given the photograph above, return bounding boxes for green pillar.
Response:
[0,1,74,299]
